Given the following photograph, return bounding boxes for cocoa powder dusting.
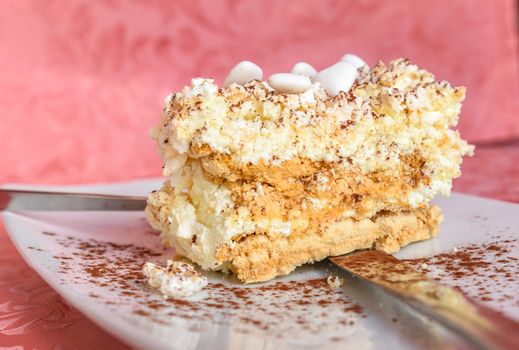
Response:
[40,229,518,339]
[45,231,365,339]
[403,237,519,309]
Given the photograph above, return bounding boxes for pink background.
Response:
[0,0,518,185]
[1,0,519,348]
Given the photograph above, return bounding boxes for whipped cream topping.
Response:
[156,60,472,183]
[142,260,207,298]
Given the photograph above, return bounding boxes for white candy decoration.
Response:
[223,61,263,88]
[340,54,368,69]
[268,73,312,94]
[314,61,357,97]
[291,62,317,78]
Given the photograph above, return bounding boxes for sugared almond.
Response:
[314,62,357,96]
[223,61,263,88]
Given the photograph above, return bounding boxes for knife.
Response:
[0,188,147,211]
[330,250,519,350]
[3,188,518,348]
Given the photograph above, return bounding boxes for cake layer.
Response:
[221,206,441,283]
[152,59,473,210]
[145,160,442,276]
[147,184,441,283]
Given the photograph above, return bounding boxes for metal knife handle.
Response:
[330,251,519,350]
[0,188,147,211]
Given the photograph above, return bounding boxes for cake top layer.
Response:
[152,58,473,179]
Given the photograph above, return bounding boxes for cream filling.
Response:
[159,163,293,270]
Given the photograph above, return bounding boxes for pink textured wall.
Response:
[1,0,518,184]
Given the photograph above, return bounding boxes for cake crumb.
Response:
[453,246,458,252]
[421,263,429,269]
[327,275,344,289]
[142,260,207,298]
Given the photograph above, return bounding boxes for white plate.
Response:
[2,179,519,350]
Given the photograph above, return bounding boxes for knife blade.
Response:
[329,250,519,350]
[0,188,147,211]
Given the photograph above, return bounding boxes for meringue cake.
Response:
[146,58,473,283]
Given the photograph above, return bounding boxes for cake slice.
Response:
[146,58,473,283]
